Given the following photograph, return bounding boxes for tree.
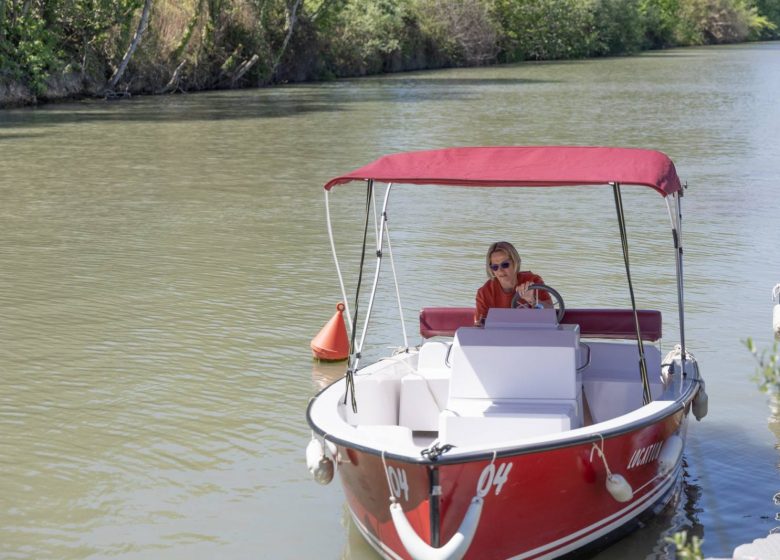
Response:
[106,0,152,91]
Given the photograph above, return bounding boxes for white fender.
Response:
[773,303,780,338]
[657,434,683,476]
[606,474,633,502]
[692,379,708,421]
[306,438,334,485]
[390,497,483,560]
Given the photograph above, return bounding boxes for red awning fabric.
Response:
[324,146,682,197]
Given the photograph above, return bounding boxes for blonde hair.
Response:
[485,241,521,279]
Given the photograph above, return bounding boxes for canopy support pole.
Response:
[612,183,652,405]
[355,184,393,355]
[667,191,687,379]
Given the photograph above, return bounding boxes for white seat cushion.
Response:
[439,402,577,446]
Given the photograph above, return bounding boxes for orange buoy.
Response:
[311,302,350,361]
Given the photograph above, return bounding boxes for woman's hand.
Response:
[515,281,536,305]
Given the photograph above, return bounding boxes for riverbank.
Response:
[2,0,778,109]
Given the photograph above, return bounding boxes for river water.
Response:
[1,42,779,559]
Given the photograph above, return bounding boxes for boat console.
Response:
[439,308,583,447]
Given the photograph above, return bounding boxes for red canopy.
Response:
[324,146,681,197]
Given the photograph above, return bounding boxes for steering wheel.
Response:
[510,283,566,323]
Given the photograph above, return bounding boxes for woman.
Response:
[474,241,552,325]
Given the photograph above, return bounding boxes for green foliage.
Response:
[326,0,413,75]
[3,0,780,104]
[667,530,704,560]
[591,0,645,55]
[414,0,499,65]
[493,0,596,61]
[754,0,780,37]
[744,337,780,394]
[675,0,770,44]
[1,10,62,96]
[640,0,682,47]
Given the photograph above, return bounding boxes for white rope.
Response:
[383,218,409,348]
[325,190,352,333]
[381,450,397,503]
[589,434,612,476]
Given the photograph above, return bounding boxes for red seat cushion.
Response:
[419,307,662,341]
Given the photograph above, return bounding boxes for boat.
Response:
[305,146,708,560]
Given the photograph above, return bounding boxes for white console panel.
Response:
[449,325,579,401]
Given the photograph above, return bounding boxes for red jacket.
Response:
[475,271,551,324]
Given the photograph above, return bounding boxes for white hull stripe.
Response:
[350,464,680,560]
[351,511,404,560]
[508,465,680,559]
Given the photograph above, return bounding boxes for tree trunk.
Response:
[232,54,259,87]
[106,0,153,92]
[158,59,187,93]
[271,0,303,80]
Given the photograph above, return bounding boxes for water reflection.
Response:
[312,360,348,391]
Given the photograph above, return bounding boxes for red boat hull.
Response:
[336,410,686,560]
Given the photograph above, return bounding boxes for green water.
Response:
[1,42,779,559]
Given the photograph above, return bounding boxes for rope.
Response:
[612,183,652,405]
[381,450,397,503]
[420,443,454,460]
[383,215,409,348]
[343,180,374,413]
[589,434,612,476]
[325,190,352,333]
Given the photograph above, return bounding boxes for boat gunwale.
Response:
[306,375,701,466]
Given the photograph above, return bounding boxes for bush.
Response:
[324,0,414,75]
[745,337,780,394]
[414,0,499,65]
[675,0,770,44]
[493,0,597,61]
[591,0,646,55]
[1,11,62,96]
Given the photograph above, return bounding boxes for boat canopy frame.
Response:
[323,147,688,411]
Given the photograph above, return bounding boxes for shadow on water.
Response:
[357,76,560,87]
[0,132,46,141]
[0,76,557,129]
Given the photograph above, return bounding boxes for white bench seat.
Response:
[440,401,577,446]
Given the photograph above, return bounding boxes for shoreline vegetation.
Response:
[1,0,778,108]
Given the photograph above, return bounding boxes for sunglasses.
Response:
[490,260,512,272]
